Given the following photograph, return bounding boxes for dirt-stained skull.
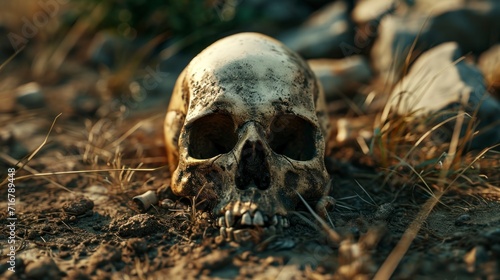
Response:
[164,32,331,241]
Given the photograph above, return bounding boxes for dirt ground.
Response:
[1,106,499,279]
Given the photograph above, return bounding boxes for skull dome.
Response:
[164,32,331,240]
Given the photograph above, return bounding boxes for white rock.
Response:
[352,0,396,25]
[278,0,353,58]
[308,56,372,100]
[390,42,500,149]
[371,0,500,84]
[16,82,45,109]
[478,44,500,95]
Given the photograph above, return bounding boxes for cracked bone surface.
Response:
[164,32,331,241]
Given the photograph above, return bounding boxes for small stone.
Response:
[159,198,176,209]
[308,56,372,100]
[278,0,354,58]
[62,196,94,216]
[16,82,45,109]
[455,214,471,226]
[374,203,394,220]
[352,0,396,25]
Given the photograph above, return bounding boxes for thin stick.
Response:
[0,153,74,193]
[295,190,341,243]
[373,189,442,280]
[0,45,26,72]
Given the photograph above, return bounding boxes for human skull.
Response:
[164,33,331,241]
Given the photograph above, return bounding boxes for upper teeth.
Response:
[253,211,264,226]
[215,210,289,229]
[225,210,234,227]
[241,212,252,225]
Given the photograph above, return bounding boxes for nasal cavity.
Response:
[235,140,270,191]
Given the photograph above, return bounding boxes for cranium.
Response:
[164,32,331,241]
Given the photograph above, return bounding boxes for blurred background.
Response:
[0,0,354,118]
[1,0,499,157]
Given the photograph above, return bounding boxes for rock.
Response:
[478,44,500,98]
[278,0,354,58]
[454,214,471,226]
[16,82,45,109]
[350,0,397,55]
[352,0,396,25]
[390,42,500,150]
[25,257,61,280]
[371,1,500,84]
[308,56,372,100]
[62,196,94,216]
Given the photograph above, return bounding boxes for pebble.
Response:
[352,0,396,25]
[454,214,471,226]
[308,56,372,100]
[16,82,45,109]
[278,0,353,58]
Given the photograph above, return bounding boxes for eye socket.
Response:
[268,115,317,161]
[187,114,238,159]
